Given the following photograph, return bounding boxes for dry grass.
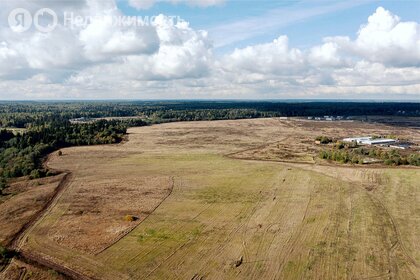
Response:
[230,118,419,163]
[3,118,419,279]
[0,175,64,246]
[41,149,173,254]
[1,259,65,280]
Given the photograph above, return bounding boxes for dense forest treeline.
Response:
[1,101,419,128]
[144,101,420,117]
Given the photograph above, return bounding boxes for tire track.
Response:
[2,171,97,280]
[246,173,288,278]
[366,191,420,273]
[230,148,419,279]
[8,172,72,250]
[273,181,314,279]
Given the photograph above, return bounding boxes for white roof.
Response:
[365,139,396,144]
[343,137,372,141]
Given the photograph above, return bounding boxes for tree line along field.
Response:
[1,118,419,279]
[1,101,419,128]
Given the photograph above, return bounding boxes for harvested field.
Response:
[40,149,174,254]
[2,118,419,279]
[0,175,64,246]
[230,118,419,163]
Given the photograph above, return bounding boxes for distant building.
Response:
[343,136,397,146]
[69,117,94,124]
[390,144,410,150]
[364,139,397,145]
[307,116,346,121]
[279,117,288,120]
[343,137,372,144]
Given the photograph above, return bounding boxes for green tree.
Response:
[0,177,7,195]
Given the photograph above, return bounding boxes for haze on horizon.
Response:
[1,0,420,101]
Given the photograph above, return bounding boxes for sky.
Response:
[0,0,420,100]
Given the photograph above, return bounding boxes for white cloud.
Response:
[20,29,83,70]
[223,36,305,76]
[0,0,212,84]
[332,60,420,87]
[79,16,159,61]
[0,3,420,100]
[0,42,22,77]
[68,14,212,82]
[308,42,345,67]
[327,7,420,67]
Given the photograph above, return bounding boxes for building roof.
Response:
[365,139,396,145]
[342,137,397,145]
[343,137,372,142]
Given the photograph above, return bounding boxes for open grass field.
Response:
[1,118,419,279]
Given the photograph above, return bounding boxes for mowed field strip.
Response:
[13,119,420,279]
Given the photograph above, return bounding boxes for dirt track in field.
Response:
[9,172,73,250]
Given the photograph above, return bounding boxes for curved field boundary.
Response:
[2,154,94,279]
[94,176,175,256]
[1,171,91,280]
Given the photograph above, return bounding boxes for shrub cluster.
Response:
[0,246,15,266]
[319,149,364,164]
[124,215,139,222]
[315,136,333,144]
[319,147,420,166]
